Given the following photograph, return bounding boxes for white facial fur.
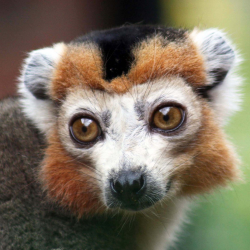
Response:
[56,77,202,207]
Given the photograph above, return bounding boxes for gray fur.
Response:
[101,110,112,128]
[194,29,236,87]
[134,101,145,121]
[0,98,136,250]
[22,49,56,99]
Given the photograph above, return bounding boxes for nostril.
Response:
[130,174,145,193]
[112,179,123,194]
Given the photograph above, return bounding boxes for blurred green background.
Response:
[161,1,250,249]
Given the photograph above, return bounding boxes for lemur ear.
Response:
[20,43,66,99]
[19,43,66,134]
[190,28,242,124]
[191,28,236,88]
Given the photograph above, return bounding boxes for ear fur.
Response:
[20,43,66,99]
[19,43,66,134]
[190,28,242,124]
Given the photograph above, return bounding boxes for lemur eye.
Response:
[70,117,101,144]
[152,106,185,132]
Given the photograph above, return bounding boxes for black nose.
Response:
[110,170,146,205]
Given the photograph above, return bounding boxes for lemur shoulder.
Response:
[0,25,242,250]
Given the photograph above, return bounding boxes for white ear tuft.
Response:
[18,43,66,134]
[190,28,243,125]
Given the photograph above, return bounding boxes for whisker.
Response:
[64,155,102,177]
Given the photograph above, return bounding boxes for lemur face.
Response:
[19,26,241,216]
[58,77,201,211]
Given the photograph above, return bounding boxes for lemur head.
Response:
[19,26,241,216]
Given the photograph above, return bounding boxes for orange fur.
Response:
[128,35,206,87]
[51,44,108,100]
[40,130,103,217]
[174,103,240,195]
[50,33,206,100]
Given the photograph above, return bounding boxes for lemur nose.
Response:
[110,170,146,203]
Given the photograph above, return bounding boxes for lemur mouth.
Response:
[120,201,154,211]
[107,171,172,211]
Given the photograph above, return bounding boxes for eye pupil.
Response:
[163,114,169,122]
[82,126,88,133]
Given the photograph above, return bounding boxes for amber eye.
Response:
[70,117,101,144]
[152,106,184,132]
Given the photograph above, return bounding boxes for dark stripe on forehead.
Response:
[72,26,186,81]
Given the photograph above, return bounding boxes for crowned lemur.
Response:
[0,26,242,250]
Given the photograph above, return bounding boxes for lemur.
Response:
[0,25,242,250]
